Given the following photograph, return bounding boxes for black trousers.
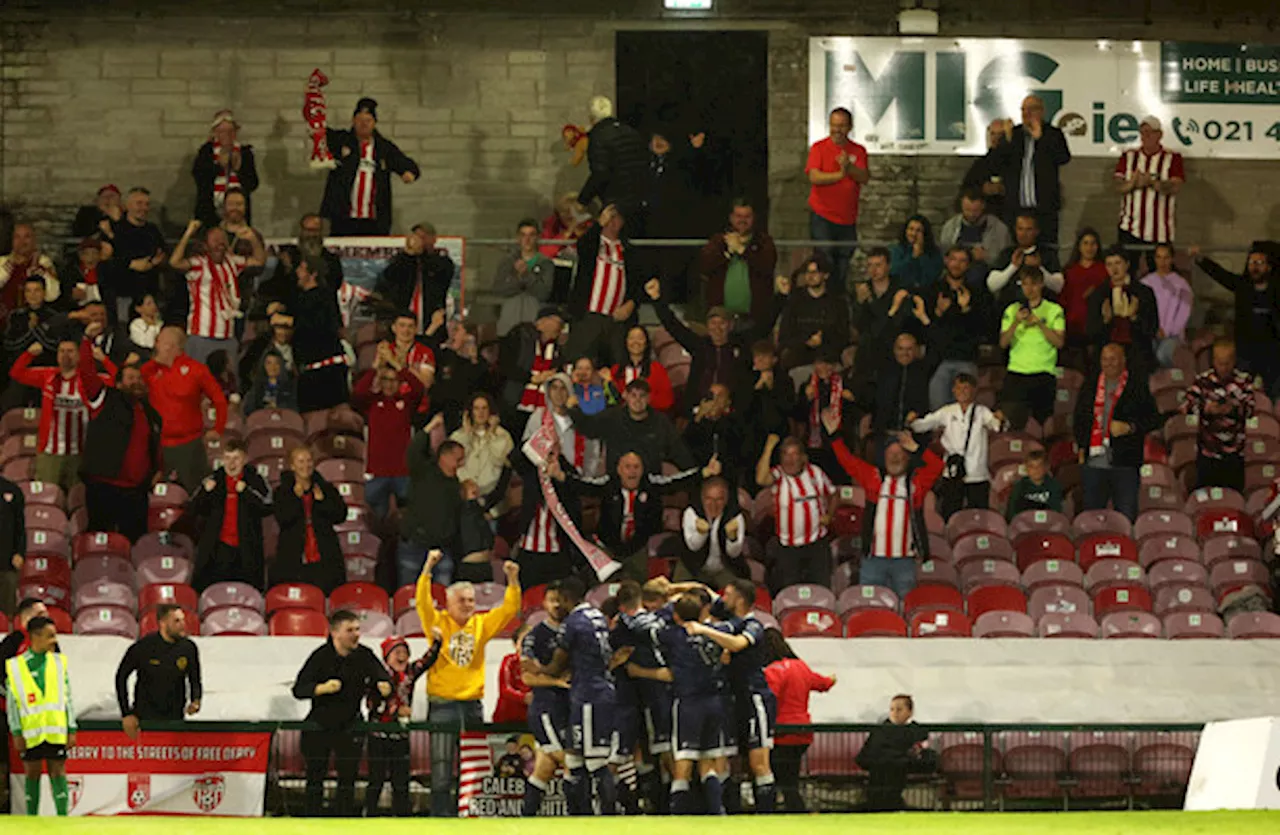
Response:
[1195,452,1245,494]
[301,729,364,817]
[84,479,149,543]
[767,538,831,594]
[773,743,809,813]
[937,480,990,520]
[298,365,350,413]
[1000,372,1057,431]
[329,216,390,237]
[194,541,264,592]
[365,733,411,817]
[864,763,909,811]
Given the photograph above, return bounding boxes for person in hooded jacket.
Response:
[185,437,273,591]
[270,445,347,594]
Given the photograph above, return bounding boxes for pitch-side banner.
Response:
[809,37,1280,158]
[7,730,270,816]
[456,730,569,817]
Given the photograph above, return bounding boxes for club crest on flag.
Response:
[127,773,151,810]
[67,776,83,811]
[193,774,226,812]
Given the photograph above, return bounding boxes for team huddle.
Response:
[518,575,776,816]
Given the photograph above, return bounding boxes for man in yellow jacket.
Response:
[416,550,521,816]
[5,615,75,816]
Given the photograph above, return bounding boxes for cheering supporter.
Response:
[289,254,350,411]
[570,377,694,477]
[69,301,130,369]
[242,348,299,415]
[569,355,619,416]
[0,223,60,323]
[374,223,455,329]
[987,96,1072,250]
[100,187,167,325]
[541,190,592,262]
[500,305,564,427]
[755,435,837,591]
[4,278,60,365]
[449,393,514,516]
[698,198,779,326]
[10,340,112,492]
[911,373,1003,519]
[858,333,931,454]
[990,212,1062,282]
[565,204,637,368]
[217,189,261,257]
[169,218,266,364]
[127,293,163,361]
[999,267,1065,431]
[939,188,1011,272]
[0,599,47,683]
[72,183,122,239]
[270,446,347,595]
[492,625,532,726]
[259,214,344,314]
[1059,228,1108,356]
[79,324,162,542]
[1073,344,1160,522]
[1141,243,1194,368]
[6,615,74,817]
[1004,449,1065,520]
[455,479,500,583]
[1087,245,1159,374]
[778,252,850,374]
[63,237,108,307]
[115,605,202,739]
[806,106,870,290]
[291,610,392,818]
[610,326,674,414]
[495,218,555,337]
[677,476,748,586]
[1192,242,1280,398]
[850,249,910,373]
[830,427,944,600]
[920,246,988,410]
[579,96,649,220]
[320,97,420,236]
[797,350,856,479]
[193,109,259,226]
[889,214,943,291]
[0,479,23,619]
[1115,116,1184,277]
[365,630,442,818]
[185,437,273,591]
[855,694,934,813]
[763,628,835,813]
[379,309,438,396]
[415,552,521,817]
[1182,340,1255,493]
[397,433,466,587]
[644,127,711,302]
[141,327,227,492]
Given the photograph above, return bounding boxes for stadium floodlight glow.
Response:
[664,0,713,9]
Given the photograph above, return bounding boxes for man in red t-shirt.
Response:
[806,107,870,292]
[140,326,227,492]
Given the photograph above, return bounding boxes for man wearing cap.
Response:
[193,110,259,227]
[500,305,565,427]
[566,204,637,368]
[1115,116,1184,279]
[320,97,420,236]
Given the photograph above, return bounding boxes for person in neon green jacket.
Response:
[5,615,75,816]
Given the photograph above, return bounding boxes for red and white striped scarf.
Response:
[350,140,376,219]
[808,371,842,447]
[212,142,241,209]
[1089,370,1127,457]
[519,341,557,411]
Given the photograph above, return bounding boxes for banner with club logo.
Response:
[7,730,270,816]
[809,37,1280,158]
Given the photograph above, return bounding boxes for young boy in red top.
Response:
[492,623,533,725]
[365,629,442,817]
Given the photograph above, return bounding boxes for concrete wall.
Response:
[1,2,1277,299]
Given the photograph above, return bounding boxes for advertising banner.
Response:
[7,730,271,816]
[809,38,1280,158]
[456,730,569,817]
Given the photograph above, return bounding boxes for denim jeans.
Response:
[859,556,918,602]
[1154,337,1181,369]
[396,540,454,588]
[429,699,484,817]
[1081,465,1140,523]
[809,212,858,291]
[366,475,411,520]
[928,360,979,412]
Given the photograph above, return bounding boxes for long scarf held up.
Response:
[809,371,843,447]
[303,68,337,169]
[211,141,241,209]
[522,409,621,582]
[1088,369,1127,457]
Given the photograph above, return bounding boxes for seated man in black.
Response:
[855,693,936,812]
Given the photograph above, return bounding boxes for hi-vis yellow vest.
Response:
[5,652,69,748]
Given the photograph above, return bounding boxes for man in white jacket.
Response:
[910,372,1004,519]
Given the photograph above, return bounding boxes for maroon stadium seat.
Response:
[135,555,194,586]
[1134,736,1197,796]
[269,608,330,636]
[999,731,1068,799]
[20,553,71,591]
[74,606,139,639]
[1027,585,1092,621]
[199,581,265,615]
[1092,585,1153,618]
[835,585,898,616]
[1013,533,1074,572]
[132,531,195,565]
[71,581,137,616]
[1146,559,1207,592]
[395,610,425,637]
[338,530,383,557]
[916,558,960,590]
[246,407,306,438]
[251,456,289,485]
[938,732,999,801]
[966,586,1027,621]
[951,534,1015,571]
[201,605,269,636]
[149,481,189,508]
[902,585,964,619]
[779,607,841,638]
[1009,509,1071,543]
[138,582,198,616]
[328,582,389,616]
[772,584,837,618]
[1162,611,1225,639]
[1085,559,1147,593]
[26,529,71,559]
[958,558,1021,594]
[24,505,68,534]
[1133,510,1194,544]
[1209,559,1270,600]
[1137,533,1200,570]
[945,509,1007,544]
[317,458,365,484]
[843,609,908,638]
[1194,509,1253,540]
[71,555,134,591]
[266,582,326,616]
[471,582,509,612]
[18,479,65,509]
[910,609,972,637]
[1067,732,1132,798]
[1200,535,1262,569]
[1071,509,1132,539]
[1099,611,1162,639]
[357,611,394,638]
[972,610,1035,638]
[1185,486,1246,516]
[46,606,73,634]
[73,531,130,562]
[1153,584,1217,616]
[1226,611,1280,639]
[1021,558,1084,592]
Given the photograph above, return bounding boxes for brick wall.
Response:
[1,4,1276,304]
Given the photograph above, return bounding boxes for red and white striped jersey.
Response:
[586,236,626,316]
[520,503,561,553]
[336,282,372,329]
[770,464,835,547]
[185,254,245,340]
[389,340,435,374]
[16,370,90,456]
[870,475,915,558]
[1114,146,1184,243]
[350,140,376,219]
[620,488,638,542]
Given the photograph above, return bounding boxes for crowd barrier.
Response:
[6,719,1203,817]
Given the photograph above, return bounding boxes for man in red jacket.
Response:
[141,326,226,492]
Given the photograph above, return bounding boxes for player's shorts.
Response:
[570,696,616,760]
[529,697,570,754]
[611,703,639,762]
[672,694,727,762]
[641,696,672,754]
[21,742,67,762]
[735,689,777,752]
[719,693,739,757]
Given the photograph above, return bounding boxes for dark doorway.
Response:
[616,30,770,300]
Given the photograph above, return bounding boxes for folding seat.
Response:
[939,732,1000,802]
[72,581,136,615]
[1139,462,1178,491]
[916,558,960,590]
[1195,509,1253,540]
[771,584,837,618]
[1245,437,1280,462]
[1139,484,1183,513]
[315,433,365,462]
[988,435,1043,473]
[266,582,326,616]
[199,581,265,615]
[1067,731,1132,798]
[73,531,130,562]
[1226,611,1280,639]
[1093,585,1153,618]
[338,530,383,558]
[779,607,841,638]
[805,731,865,777]
[329,582,390,616]
[966,585,1027,621]
[74,606,138,638]
[250,456,288,485]
[1076,533,1136,572]
[358,611,394,638]
[1085,558,1147,592]
[0,406,40,436]
[20,553,71,590]
[147,505,184,533]
[836,585,898,615]
[1155,388,1188,414]
[1162,611,1224,639]
[1153,584,1216,616]
[269,608,330,636]
[317,458,364,484]
[1146,559,1207,592]
[1100,609,1162,638]
[958,558,1021,594]
[1021,558,1084,592]
[1137,534,1200,570]
[3,456,34,482]
[945,509,1007,544]
[149,482,189,508]
[1028,585,1093,622]
[926,533,951,562]
[952,534,1015,571]
[245,407,307,438]
[19,479,65,509]
[1134,510,1194,544]
[1245,462,1277,496]
[989,463,1024,510]
[472,582,510,612]
[830,504,861,538]
[1071,509,1132,539]
[344,554,377,585]
[24,505,68,534]
[138,583,198,616]
[1013,533,1074,572]
[139,606,199,636]
[395,610,425,637]
[902,585,964,619]
[332,481,367,508]
[1209,559,1270,600]
[1133,735,1197,797]
[1009,509,1071,544]
[843,609,908,638]
[201,606,268,636]
[1,432,38,461]
[1148,367,1189,396]
[18,581,69,611]
[999,731,1068,799]
[132,531,195,564]
[1246,412,1280,440]
[71,555,134,591]
[135,553,194,586]
[394,584,420,618]
[910,609,971,637]
[972,610,1034,638]
[326,405,366,439]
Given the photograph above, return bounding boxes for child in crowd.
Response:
[493,623,533,725]
[569,355,618,416]
[128,293,162,360]
[243,349,297,414]
[365,629,443,817]
[1004,449,1065,520]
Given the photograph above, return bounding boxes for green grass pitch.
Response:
[18,811,1280,834]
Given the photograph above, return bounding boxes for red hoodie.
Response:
[491,651,530,724]
[141,354,227,446]
[765,657,835,746]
